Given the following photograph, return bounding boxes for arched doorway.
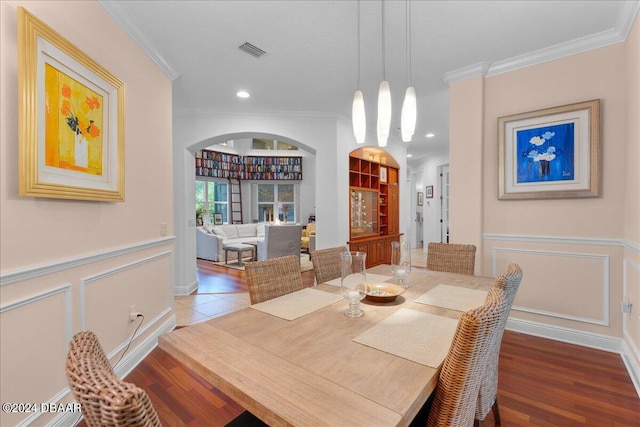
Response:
[189,133,316,293]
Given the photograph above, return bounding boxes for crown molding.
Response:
[486,27,625,77]
[442,62,491,84]
[445,1,640,84]
[98,0,181,81]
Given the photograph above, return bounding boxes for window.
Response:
[257,183,296,222]
[196,180,228,224]
[252,138,298,151]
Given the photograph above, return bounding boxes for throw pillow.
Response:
[237,224,257,238]
[211,227,227,238]
[256,223,266,237]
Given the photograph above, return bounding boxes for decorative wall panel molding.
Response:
[80,251,172,330]
[492,247,610,326]
[0,237,175,286]
[623,258,640,361]
[0,285,73,427]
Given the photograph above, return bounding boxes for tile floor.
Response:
[173,292,251,326]
[174,248,429,327]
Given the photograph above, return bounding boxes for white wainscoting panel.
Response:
[0,285,72,427]
[0,237,175,287]
[492,247,609,326]
[80,252,172,354]
[623,257,640,394]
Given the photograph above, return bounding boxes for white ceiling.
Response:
[100,1,638,161]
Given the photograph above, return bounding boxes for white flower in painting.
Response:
[542,131,555,140]
[533,146,556,162]
[529,136,546,146]
[534,152,556,161]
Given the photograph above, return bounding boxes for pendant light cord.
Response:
[406,0,412,86]
[382,0,386,81]
[357,0,361,89]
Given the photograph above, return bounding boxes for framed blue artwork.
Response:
[498,99,600,200]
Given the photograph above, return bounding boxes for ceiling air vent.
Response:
[238,42,267,58]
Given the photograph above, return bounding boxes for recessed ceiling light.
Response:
[425,133,435,138]
[236,91,250,98]
[406,154,413,158]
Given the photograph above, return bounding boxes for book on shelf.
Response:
[195,149,302,180]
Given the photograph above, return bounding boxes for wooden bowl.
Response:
[365,283,405,303]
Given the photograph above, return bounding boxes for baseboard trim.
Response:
[622,339,640,399]
[507,317,640,398]
[175,279,198,296]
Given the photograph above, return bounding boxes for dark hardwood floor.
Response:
[196,257,315,294]
[80,262,640,426]
[113,330,640,427]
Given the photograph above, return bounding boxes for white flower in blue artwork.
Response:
[524,132,556,177]
[516,123,574,184]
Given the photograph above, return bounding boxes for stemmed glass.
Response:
[340,251,367,317]
[391,241,411,288]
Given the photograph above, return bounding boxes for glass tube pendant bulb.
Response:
[352,89,366,144]
[401,86,416,142]
[377,80,391,147]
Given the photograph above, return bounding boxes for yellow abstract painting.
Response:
[44,63,103,175]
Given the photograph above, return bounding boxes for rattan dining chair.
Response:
[476,263,524,424]
[67,330,113,375]
[426,284,509,427]
[426,242,476,275]
[245,255,305,304]
[310,246,347,284]
[66,331,161,427]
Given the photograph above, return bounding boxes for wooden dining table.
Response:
[158,265,495,427]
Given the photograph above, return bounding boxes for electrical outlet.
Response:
[160,223,167,236]
[129,305,139,321]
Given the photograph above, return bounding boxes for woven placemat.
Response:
[353,308,458,367]
[249,288,342,320]
[415,284,488,312]
[324,273,393,287]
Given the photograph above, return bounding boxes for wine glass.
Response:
[340,251,367,317]
[391,241,411,288]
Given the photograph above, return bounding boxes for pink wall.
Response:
[483,44,627,240]
[449,77,484,270]
[1,2,174,269]
[449,14,639,389]
[0,2,174,425]
[623,12,640,381]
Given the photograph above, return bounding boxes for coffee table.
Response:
[223,243,255,266]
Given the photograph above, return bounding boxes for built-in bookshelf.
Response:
[195,150,243,178]
[347,148,401,267]
[243,156,302,180]
[195,149,302,180]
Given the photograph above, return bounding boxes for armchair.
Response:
[301,223,316,253]
[257,224,303,262]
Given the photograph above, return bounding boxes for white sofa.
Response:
[196,223,265,262]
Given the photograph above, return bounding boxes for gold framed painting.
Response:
[498,99,600,200]
[18,7,125,201]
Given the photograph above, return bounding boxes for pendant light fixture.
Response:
[401,0,416,142]
[377,0,391,147]
[352,0,366,144]
[352,0,416,147]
